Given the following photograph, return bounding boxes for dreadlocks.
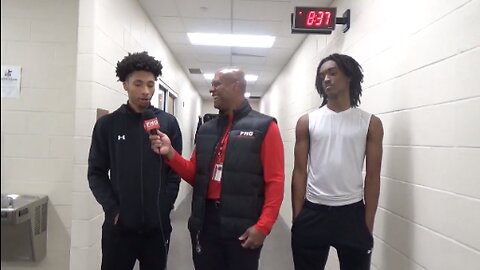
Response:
[116,51,163,82]
[315,53,364,107]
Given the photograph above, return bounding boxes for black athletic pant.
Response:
[291,200,373,270]
[101,222,169,270]
[191,200,262,270]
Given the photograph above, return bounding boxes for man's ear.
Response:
[122,81,128,91]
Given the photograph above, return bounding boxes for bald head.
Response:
[210,66,248,114]
[216,67,247,92]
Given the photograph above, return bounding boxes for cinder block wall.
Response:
[1,0,202,269]
[1,0,79,269]
[261,0,480,269]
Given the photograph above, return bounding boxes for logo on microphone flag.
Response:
[144,118,160,133]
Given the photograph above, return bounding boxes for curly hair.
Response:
[315,53,364,107]
[115,51,163,82]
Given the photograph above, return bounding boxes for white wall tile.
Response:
[76,53,95,81]
[76,26,94,54]
[69,242,101,270]
[382,146,480,198]
[72,164,90,192]
[375,209,480,269]
[74,108,96,137]
[78,0,95,28]
[3,40,56,66]
[94,28,127,67]
[70,218,102,248]
[362,48,480,115]
[2,134,50,158]
[453,98,480,147]
[2,158,73,183]
[91,54,119,91]
[30,19,77,43]
[1,88,74,112]
[26,112,74,136]
[380,178,480,250]
[74,136,92,165]
[54,43,78,67]
[95,4,124,46]
[1,18,30,41]
[71,220,100,248]
[372,238,426,270]
[49,136,74,158]
[71,191,102,220]
[0,111,29,134]
[362,0,480,89]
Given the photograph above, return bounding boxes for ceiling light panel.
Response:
[203,73,258,82]
[188,33,275,48]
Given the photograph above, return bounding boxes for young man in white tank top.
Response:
[291,54,384,270]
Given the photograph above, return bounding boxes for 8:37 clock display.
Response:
[293,7,337,31]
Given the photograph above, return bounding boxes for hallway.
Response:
[1,0,479,269]
[166,195,294,270]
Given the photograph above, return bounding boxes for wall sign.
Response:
[1,65,22,98]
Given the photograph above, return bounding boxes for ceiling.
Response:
[138,0,332,99]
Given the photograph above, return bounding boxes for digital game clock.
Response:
[291,7,350,34]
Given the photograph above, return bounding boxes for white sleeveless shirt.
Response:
[306,106,372,206]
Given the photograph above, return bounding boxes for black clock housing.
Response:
[292,7,337,34]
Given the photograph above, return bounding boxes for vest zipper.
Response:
[195,231,202,253]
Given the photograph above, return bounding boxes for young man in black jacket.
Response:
[88,51,182,270]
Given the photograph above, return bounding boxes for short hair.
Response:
[115,51,163,82]
[315,53,364,107]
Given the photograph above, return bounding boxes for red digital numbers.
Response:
[306,11,332,27]
[293,7,336,31]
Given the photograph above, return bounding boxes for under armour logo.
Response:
[118,135,126,140]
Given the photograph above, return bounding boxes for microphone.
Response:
[142,110,160,135]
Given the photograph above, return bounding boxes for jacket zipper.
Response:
[139,126,145,226]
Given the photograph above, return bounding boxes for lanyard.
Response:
[211,117,233,183]
[215,116,233,163]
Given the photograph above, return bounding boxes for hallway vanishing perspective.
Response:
[1,0,479,269]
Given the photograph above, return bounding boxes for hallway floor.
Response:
[166,196,294,270]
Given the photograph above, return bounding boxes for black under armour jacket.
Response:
[88,103,182,232]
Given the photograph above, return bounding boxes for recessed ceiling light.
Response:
[203,73,214,80]
[244,92,251,98]
[188,33,275,48]
[245,75,258,81]
[203,73,258,82]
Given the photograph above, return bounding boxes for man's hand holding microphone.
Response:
[143,109,174,160]
[149,131,174,160]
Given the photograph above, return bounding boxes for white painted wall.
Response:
[1,0,78,269]
[1,0,201,269]
[260,0,480,269]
